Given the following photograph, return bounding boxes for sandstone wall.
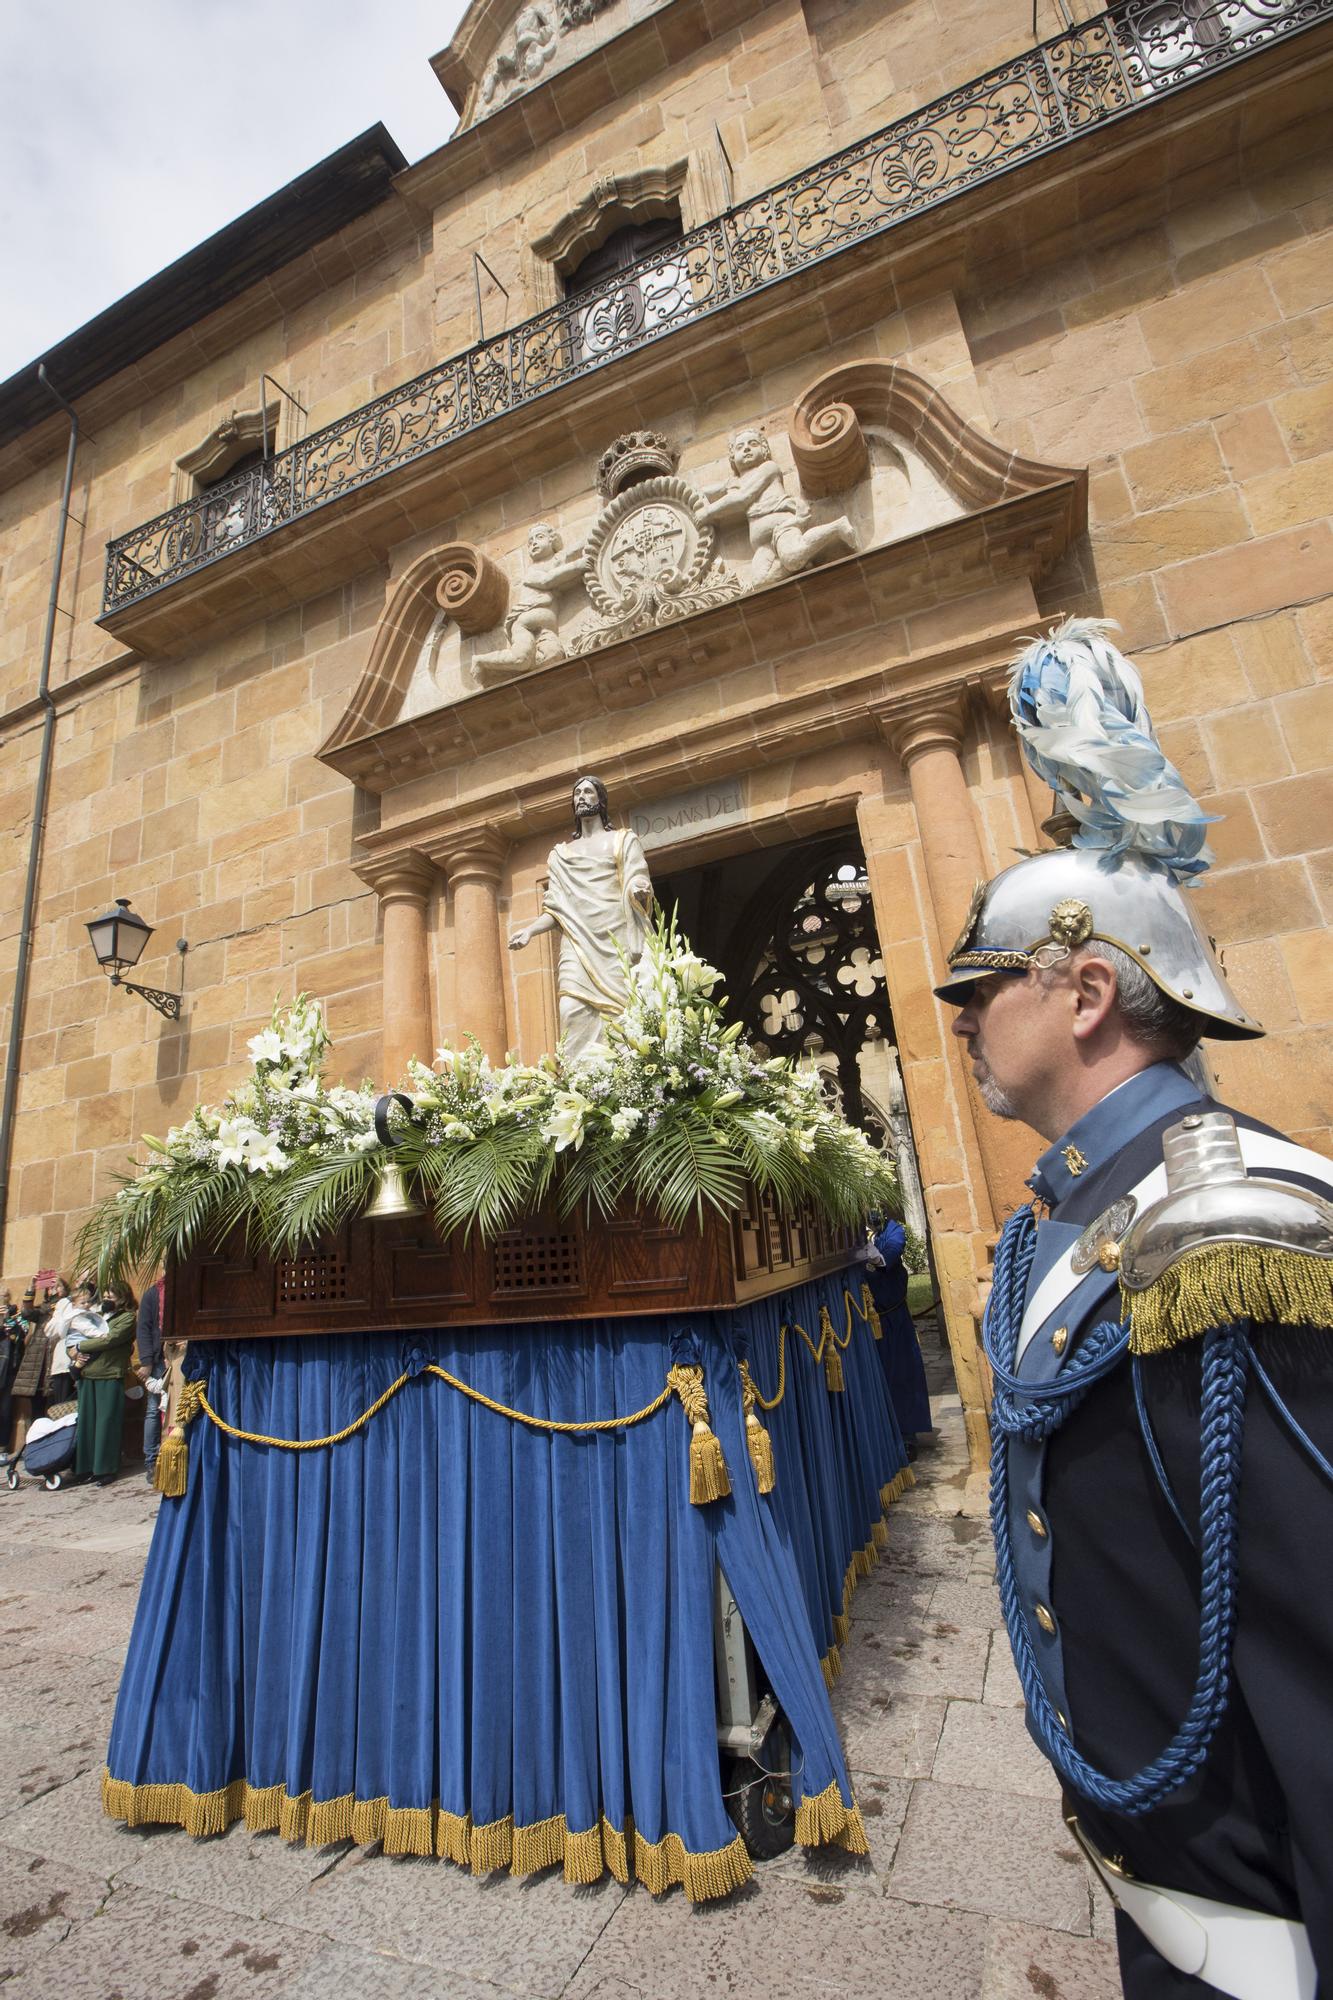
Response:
[0,0,1329,1305]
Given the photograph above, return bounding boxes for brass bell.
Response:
[362,1159,425,1221]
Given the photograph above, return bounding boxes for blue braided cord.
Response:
[1244,1333,1333,1490]
[1132,1355,1193,1543]
[986,1204,1249,1814]
[983,1210,1131,1445]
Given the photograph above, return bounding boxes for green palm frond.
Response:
[626,1105,747,1231]
[431,1123,547,1240]
[262,1151,380,1255]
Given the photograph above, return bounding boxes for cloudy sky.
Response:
[0,1,471,381]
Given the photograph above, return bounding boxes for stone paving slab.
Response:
[0,1846,110,1990]
[269,1940,517,1999]
[560,1870,991,2000]
[887,1780,1092,1934]
[931,1700,1060,1801]
[13,1880,330,2000]
[982,1918,1120,1998]
[833,1684,948,1781]
[265,1847,627,1998]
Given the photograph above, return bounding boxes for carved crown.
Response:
[596,430,680,499]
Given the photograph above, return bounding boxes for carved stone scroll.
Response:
[435,543,510,635]
[789,399,869,498]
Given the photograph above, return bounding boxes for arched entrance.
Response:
[657,827,938,1331]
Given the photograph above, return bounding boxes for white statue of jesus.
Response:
[508,775,654,1062]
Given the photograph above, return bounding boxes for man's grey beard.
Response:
[974,1066,1020,1120]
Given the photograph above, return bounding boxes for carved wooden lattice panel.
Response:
[492,1227,584,1293]
[277,1249,353,1308]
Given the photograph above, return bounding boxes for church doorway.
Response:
[656,826,948,1391]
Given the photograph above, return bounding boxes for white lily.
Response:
[247,1028,284,1065]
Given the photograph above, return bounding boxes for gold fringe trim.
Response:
[815,1468,915,1687]
[872,1519,889,1548]
[832,1610,850,1646]
[1125,1245,1333,1355]
[101,1773,752,1902]
[794,1777,870,1856]
[881,1466,915,1509]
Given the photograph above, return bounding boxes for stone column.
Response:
[370,854,438,1083]
[881,693,1039,1225]
[440,832,510,1064]
[979,667,1053,852]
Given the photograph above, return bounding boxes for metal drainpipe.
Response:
[0,365,80,1270]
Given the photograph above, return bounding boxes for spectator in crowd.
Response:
[69,1285,137,1486]
[0,1293,23,1450]
[43,1277,78,1405]
[8,1288,48,1442]
[135,1274,168,1484]
[863,1216,933,1445]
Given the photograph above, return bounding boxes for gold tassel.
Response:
[153,1375,207,1498]
[820,1307,844,1392]
[738,1360,776,1493]
[667,1364,731,1505]
[1126,1245,1333,1355]
[862,1283,883,1340]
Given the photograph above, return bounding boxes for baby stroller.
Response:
[3,1401,78,1491]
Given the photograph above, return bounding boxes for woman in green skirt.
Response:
[71,1287,136,1485]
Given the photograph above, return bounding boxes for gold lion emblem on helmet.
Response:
[1048,898,1094,950]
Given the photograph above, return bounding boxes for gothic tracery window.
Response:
[734,847,890,1128]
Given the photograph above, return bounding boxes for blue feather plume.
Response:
[1009,618,1216,884]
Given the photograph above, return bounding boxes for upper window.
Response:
[562,210,689,360]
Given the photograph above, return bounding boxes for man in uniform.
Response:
[935,843,1332,1999]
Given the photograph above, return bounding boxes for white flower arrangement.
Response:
[85,924,897,1286]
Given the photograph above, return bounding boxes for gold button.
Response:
[1035,1602,1056,1635]
[1026,1509,1048,1540]
[1051,1326,1068,1354]
[1097,1241,1121,1273]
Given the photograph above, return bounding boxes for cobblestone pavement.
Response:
[0,1361,1121,1999]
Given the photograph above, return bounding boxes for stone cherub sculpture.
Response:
[474,522,586,684]
[700,428,856,588]
[481,3,557,108]
[508,774,654,1062]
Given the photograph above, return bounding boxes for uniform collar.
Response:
[1026,1062,1201,1211]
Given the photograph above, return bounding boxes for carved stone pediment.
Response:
[318,365,1086,774]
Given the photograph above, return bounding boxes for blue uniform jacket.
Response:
[998,1062,1333,1977]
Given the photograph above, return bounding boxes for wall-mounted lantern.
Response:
[85,898,186,1020]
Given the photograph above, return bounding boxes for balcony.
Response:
[102,0,1329,629]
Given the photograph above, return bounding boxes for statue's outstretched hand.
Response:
[508,926,532,951]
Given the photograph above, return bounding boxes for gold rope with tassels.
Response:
[749,1325,787,1410]
[1125,1245,1333,1356]
[737,1360,776,1493]
[861,1282,883,1340]
[666,1364,731,1504]
[158,1368,675,1500]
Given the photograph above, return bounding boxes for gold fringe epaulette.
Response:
[1125,1244,1333,1355]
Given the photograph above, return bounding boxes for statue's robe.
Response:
[543,828,652,1061]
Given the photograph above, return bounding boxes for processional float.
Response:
[90,774,916,1898]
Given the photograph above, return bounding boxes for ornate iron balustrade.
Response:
[102,0,1326,615]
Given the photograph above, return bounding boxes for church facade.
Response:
[1,0,1330,1463]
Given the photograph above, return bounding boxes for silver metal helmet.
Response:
[932,847,1263,1039]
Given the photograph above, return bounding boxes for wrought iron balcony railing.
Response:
[102,0,1326,616]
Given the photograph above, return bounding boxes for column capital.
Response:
[875,688,968,766]
[356,851,438,907]
[972,664,1012,714]
[433,829,508,892]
